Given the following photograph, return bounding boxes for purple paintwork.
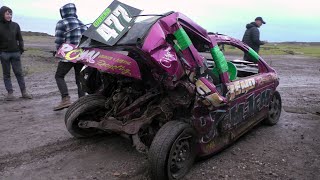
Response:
[142,12,209,79]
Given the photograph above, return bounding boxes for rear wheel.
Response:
[148,121,196,180]
[65,94,107,138]
[264,91,282,125]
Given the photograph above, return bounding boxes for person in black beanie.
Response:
[0,6,32,100]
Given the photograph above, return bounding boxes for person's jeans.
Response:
[0,51,26,93]
[55,61,85,98]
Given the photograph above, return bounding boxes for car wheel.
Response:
[65,94,105,121]
[65,94,107,138]
[148,121,196,180]
[264,91,282,125]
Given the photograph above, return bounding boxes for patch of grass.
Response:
[23,36,55,43]
[22,63,56,76]
[0,48,54,79]
[24,48,50,57]
[0,59,55,78]
[222,43,320,58]
[260,44,320,58]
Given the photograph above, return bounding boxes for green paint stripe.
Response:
[174,28,192,50]
[93,8,111,27]
[248,48,259,62]
[210,46,228,73]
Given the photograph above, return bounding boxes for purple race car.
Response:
[57,1,281,179]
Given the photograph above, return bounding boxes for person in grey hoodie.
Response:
[0,6,32,101]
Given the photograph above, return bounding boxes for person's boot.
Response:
[53,96,71,111]
[21,89,33,99]
[5,92,15,101]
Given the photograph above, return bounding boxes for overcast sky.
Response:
[1,0,319,42]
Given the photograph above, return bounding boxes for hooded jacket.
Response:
[242,22,264,53]
[0,6,24,53]
[55,3,87,50]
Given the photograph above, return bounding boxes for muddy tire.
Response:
[65,94,107,138]
[148,121,196,180]
[65,94,105,121]
[264,91,282,125]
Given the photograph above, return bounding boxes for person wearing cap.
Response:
[0,6,32,101]
[242,17,267,61]
[53,3,87,111]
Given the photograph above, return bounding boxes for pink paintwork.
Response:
[56,43,141,79]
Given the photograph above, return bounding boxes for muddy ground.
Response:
[0,38,319,180]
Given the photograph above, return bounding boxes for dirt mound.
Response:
[22,31,53,37]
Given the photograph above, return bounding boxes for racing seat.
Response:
[211,61,238,81]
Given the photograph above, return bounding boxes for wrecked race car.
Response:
[56,1,282,179]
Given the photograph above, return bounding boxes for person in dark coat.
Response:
[0,6,32,101]
[242,17,267,61]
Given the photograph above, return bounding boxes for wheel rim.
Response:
[268,95,281,123]
[167,130,195,179]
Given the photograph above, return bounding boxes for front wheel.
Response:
[264,91,282,125]
[148,121,196,180]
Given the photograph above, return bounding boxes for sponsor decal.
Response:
[159,47,177,69]
[227,78,256,100]
[56,43,141,79]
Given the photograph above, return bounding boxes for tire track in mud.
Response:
[0,135,109,172]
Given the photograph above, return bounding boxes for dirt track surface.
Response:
[0,41,319,180]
